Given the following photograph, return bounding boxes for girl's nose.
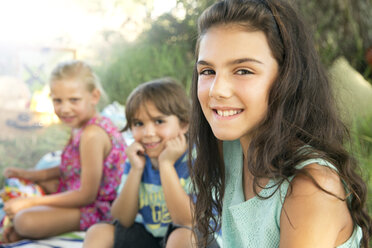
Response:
[60,102,71,113]
[209,74,232,99]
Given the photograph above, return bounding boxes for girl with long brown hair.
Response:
[188,0,372,247]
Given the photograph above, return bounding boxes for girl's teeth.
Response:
[216,110,241,116]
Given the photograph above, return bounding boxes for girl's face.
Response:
[131,101,188,159]
[197,25,278,149]
[50,79,100,128]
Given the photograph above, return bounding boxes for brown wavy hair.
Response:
[188,0,372,247]
[123,77,190,131]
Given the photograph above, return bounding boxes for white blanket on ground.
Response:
[0,231,85,248]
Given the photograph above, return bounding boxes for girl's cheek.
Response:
[197,80,211,103]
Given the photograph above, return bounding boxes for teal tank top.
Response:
[222,140,362,248]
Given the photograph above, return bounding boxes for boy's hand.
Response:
[126,142,146,171]
[158,134,187,166]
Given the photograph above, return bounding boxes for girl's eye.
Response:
[52,99,61,104]
[70,98,80,103]
[155,119,164,125]
[199,69,215,76]
[236,69,253,75]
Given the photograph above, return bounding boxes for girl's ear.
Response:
[91,88,101,105]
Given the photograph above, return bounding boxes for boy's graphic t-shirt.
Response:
[118,152,192,237]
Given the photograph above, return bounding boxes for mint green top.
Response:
[222,140,362,248]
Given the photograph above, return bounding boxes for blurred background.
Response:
[0,0,371,222]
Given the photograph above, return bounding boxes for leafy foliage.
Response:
[96,42,194,104]
[296,0,372,78]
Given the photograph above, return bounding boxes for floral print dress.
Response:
[57,116,127,230]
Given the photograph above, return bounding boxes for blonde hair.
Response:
[50,60,108,102]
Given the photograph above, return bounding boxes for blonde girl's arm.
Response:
[3,164,61,182]
[111,142,145,227]
[158,134,192,226]
[9,125,110,209]
[279,164,354,248]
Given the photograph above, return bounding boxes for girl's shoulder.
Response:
[280,162,353,247]
[290,162,346,201]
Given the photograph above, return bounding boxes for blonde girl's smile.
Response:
[50,79,100,128]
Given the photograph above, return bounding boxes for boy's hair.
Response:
[123,78,190,131]
[189,0,371,247]
[50,60,108,101]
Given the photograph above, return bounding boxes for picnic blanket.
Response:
[0,231,85,248]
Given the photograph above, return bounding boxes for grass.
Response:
[0,123,69,186]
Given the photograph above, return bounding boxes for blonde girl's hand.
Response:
[3,197,35,219]
[158,133,187,166]
[3,167,27,179]
[126,142,146,171]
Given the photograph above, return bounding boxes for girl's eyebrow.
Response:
[197,60,213,66]
[229,58,263,65]
[197,58,263,66]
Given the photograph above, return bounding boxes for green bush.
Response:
[350,116,372,219]
[96,42,194,104]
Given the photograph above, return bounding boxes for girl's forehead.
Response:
[51,79,85,89]
[50,79,89,95]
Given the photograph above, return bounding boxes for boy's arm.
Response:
[159,163,193,226]
[111,167,143,227]
[111,142,146,227]
[158,134,192,226]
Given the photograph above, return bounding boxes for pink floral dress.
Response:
[57,116,127,230]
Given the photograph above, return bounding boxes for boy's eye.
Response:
[70,98,80,102]
[133,121,143,127]
[236,69,253,75]
[199,69,215,75]
[52,99,61,104]
[155,119,164,125]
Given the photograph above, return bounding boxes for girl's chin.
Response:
[213,131,242,141]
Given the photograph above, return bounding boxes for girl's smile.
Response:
[50,79,100,129]
[211,107,244,119]
[197,25,278,148]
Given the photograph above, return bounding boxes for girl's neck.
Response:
[241,141,270,201]
[239,136,251,159]
[71,113,100,136]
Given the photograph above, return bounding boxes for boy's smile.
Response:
[131,101,188,159]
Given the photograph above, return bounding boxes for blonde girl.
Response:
[189,0,372,247]
[2,60,127,243]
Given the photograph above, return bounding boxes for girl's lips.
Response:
[61,116,75,123]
